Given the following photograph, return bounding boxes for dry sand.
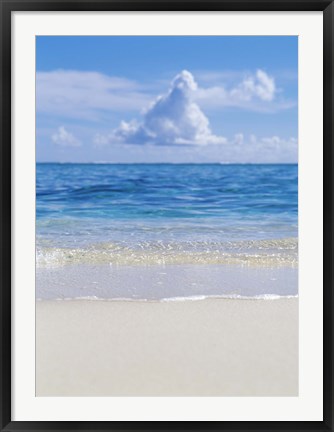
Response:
[36,298,298,396]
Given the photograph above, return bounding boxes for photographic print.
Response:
[35,36,298,396]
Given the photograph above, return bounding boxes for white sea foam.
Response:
[160,294,299,301]
[36,293,298,302]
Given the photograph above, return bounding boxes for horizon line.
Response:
[36,161,298,165]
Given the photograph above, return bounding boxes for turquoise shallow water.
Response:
[36,163,298,299]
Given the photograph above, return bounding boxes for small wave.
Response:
[36,238,298,269]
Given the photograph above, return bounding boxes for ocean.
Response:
[36,163,298,301]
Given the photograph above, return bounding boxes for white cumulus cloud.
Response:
[230,69,276,101]
[96,70,227,147]
[195,69,283,111]
[51,126,81,147]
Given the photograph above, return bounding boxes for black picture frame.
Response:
[1,1,333,430]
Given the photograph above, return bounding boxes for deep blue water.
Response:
[36,163,298,248]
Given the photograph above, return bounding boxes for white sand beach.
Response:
[36,297,298,396]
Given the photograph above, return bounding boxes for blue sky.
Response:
[36,36,298,163]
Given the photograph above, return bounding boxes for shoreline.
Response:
[36,293,298,302]
[36,297,298,397]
